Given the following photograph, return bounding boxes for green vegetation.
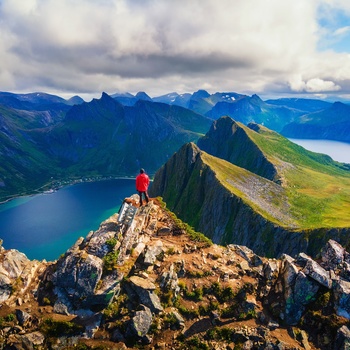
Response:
[157,197,212,246]
[243,122,350,228]
[102,251,119,274]
[40,318,84,337]
[198,122,350,230]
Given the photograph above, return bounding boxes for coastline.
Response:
[0,175,137,205]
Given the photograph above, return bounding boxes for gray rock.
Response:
[335,325,350,350]
[282,256,319,325]
[143,241,164,266]
[15,309,32,326]
[173,311,185,329]
[229,244,263,267]
[302,258,332,289]
[83,313,103,339]
[2,249,29,278]
[54,251,103,309]
[157,227,172,236]
[0,272,12,303]
[160,263,179,296]
[129,276,163,313]
[321,239,345,270]
[21,331,45,349]
[293,271,319,307]
[127,305,153,338]
[334,279,350,319]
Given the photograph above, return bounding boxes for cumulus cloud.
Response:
[0,0,350,99]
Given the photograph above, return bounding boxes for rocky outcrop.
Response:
[2,198,350,349]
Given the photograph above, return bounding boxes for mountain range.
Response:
[0,89,349,203]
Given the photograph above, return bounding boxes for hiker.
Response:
[136,168,150,206]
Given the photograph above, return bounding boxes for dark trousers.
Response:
[138,191,149,205]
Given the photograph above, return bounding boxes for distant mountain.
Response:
[135,91,152,102]
[150,117,350,257]
[0,91,83,107]
[206,94,307,131]
[111,91,153,106]
[0,105,59,199]
[153,92,192,107]
[265,98,331,113]
[33,92,213,178]
[67,95,85,105]
[153,90,245,115]
[281,101,350,142]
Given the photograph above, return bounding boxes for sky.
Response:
[1,0,350,101]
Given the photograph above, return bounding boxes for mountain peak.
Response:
[135,91,152,101]
[192,89,210,99]
[198,116,279,182]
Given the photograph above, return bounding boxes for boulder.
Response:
[160,263,180,296]
[15,309,32,326]
[127,305,153,338]
[0,272,12,303]
[21,331,45,349]
[282,255,319,325]
[321,239,345,270]
[129,276,163,313]
[335,325,350,350]
[228,244,263,267]
[333,279,350,319]
[2,249,29,278]
[143,241,164,266]
[54,251,103,301]
[302,258,332,289]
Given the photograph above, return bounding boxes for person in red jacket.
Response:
[136,168,150,206]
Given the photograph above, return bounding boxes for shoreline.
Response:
[0,176,137,205]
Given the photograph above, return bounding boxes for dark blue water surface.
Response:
[0,179,135,261]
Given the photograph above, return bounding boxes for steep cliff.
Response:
[150,142,350,258]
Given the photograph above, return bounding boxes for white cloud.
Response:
[0,0,350,99]
[334,26,350,36]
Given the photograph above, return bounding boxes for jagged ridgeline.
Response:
[0,92,212,201]
[150,116,350,258]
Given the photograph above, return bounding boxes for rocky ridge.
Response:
[1,197,350,349]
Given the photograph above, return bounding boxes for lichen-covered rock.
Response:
[127,305,153,338]
[129,276,163,313]
[53,251,103,310]
[321,239,345,270]
[333,279,350,319]
[302,258,332,289]
[143,241,164,266]
[280,255,319,325]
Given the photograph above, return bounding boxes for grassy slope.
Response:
[200,151,297,228]
[232,122,350,229]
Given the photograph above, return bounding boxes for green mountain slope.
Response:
[198,116,350,229]
[150,120,350,257]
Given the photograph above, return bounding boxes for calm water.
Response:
[289,139,350,164]
[0,179,135,261]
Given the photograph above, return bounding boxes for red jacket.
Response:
[136,173,150,192]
